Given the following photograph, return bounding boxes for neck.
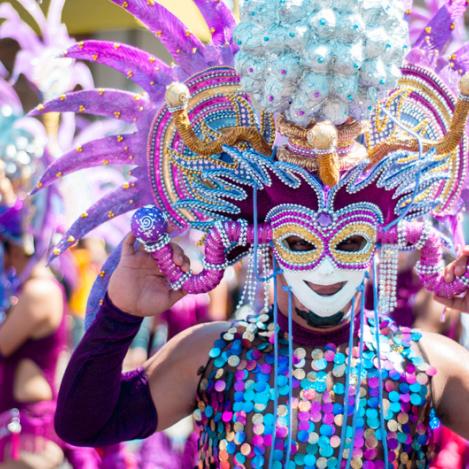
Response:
[276,308,360,347]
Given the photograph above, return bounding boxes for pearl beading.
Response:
[142,234,171,253]
[415,261,445,276]
[378,243,399,314]
[170,271,193,290]
[215,221,233,250]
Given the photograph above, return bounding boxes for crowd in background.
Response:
[1,0,469,468]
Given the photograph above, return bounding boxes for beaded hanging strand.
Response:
[337,295,357,467]
[378,243,399,314]
[345,279,368,469]
[373,257,390,469]
[235,188,260,314]
[262,245,271,313]
[268,257,281,469]
[285,285,294,465]
[235,246,255,312]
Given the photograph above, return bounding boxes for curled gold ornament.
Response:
[165,82,191,110]
[165,81,272,157]
[307,122,340,187]
[368,72,469,167]
[277,115,366,187]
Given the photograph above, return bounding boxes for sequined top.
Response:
[194,312,437,468]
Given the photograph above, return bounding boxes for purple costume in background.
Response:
[162,294,210,341]
[0,290,100,467]
[0,313,66,460]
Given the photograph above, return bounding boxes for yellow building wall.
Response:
[6,0,212,40]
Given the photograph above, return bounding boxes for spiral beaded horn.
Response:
[131,205,272,294]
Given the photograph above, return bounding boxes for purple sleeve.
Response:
[55,295,158,446]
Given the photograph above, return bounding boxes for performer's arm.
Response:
[429,247,469,438]
[55,294,156,446]
[420,332,469,439]
[0,278,63,357]
[56,292,228,446]
[55,234,228,446]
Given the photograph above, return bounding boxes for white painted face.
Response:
[282,257,366,319]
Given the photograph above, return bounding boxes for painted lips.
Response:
[306,281,346,297]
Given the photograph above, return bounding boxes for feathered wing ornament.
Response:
[30,0,276,321]
[32,0,274,256]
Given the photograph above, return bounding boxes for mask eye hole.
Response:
[336,235,367,253]
[285,236,316,253]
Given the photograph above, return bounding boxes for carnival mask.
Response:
[267,204,379,320]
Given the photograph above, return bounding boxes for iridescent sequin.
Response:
[195,313,437,468]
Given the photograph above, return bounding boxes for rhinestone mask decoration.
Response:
[267,203,383,317]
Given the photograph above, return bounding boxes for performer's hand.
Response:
[434,246,469,312]
[108,233,189,317]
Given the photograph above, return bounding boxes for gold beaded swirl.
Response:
[368,74,469,166]
[171,106,272,157]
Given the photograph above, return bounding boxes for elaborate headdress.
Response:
[32,1,469,466]
[0,74,57,308]
[32,0,469,316]
[0,76,48,246]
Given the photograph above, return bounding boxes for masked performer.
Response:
[0,76,67,468]
[0,1,107,466]
[34,0,469,467]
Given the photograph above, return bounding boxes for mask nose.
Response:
[316,257,337,277]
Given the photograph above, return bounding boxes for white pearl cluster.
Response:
[234,0,409,126]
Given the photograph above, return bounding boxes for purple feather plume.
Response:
[192,0,236,46]
[110,0,205,58]
[0,4,42,54]
[65,40,178,98]
[408,0,468,46]
[30,89,150,123]
[413,6,454,53]
[33,134,142,191]
[12,0,47,31]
